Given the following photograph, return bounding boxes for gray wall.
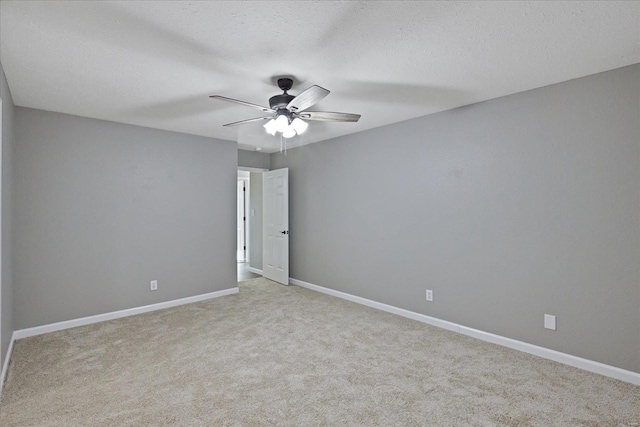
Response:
[0,63,16,369]
[249,172,263,270]
[14,108,237,329]
[272,64,640,373]
[238,149,270,170]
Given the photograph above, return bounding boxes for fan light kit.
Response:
[210,78,361,141]
[263,114,308,138]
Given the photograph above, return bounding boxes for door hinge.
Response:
[243,217,246,221]
[243,187,246,191]
[243,246,246,250]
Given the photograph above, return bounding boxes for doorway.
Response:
[237,171,249,262]
[237,168,264,282]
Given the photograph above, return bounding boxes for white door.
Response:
[237,180,246,262]
[263,168,289,285]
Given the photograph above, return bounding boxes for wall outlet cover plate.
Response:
[544,314,556,330]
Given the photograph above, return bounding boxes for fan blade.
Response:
[287,85,330,112]
[210,95,275,113]
[223,116,273,127]
[299,111,361,122]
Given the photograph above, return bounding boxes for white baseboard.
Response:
[13,287,239,340]
[0,332,16,403]
[247,267,263,275]
[289,278,460,333]
[290,278,640,386]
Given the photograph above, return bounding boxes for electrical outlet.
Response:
[150,280,158,291]
[544,314,556,330]
[426,289,433,302]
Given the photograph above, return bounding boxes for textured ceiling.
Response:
[1,1,639,153]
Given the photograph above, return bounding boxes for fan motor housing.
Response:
[269,93,295,109]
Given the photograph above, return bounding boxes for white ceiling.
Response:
[1,1,639,153]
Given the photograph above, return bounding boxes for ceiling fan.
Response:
[210,78,361,138]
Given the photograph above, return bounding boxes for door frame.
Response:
[238,167,268,266]
[0,98,3,357]
[237,179,247,262]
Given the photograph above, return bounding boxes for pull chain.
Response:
[279,134,288,156]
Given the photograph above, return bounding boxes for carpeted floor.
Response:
[1,277,638,426]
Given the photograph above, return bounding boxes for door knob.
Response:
[280,230,289,235]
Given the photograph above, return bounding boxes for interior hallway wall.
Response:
[249,172,263,271]
[271,64,640,373]
[238,149,270,170]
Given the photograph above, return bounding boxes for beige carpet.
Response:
[1,277,638,426]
